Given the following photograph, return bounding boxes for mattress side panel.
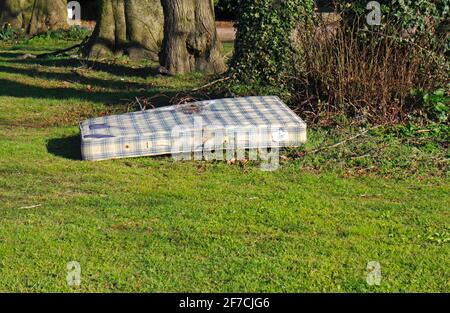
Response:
[81,132,173,161]
[81,123,307,161]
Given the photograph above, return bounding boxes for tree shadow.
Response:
[0,78,177,106]
[0,64,152,91]
[47,135,82,160]
[0,52,27,58]
[2,36,167,78]
[7,56,165,78]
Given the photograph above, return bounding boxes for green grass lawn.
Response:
[0,39,449,292]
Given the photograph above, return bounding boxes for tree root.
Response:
[16,39,87,60]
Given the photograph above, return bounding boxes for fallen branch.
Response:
[191,76,230,92]
[36,42,83,59]
[350,153,371,160]
[17,37,89,60]
[135,97,145,111]
[307,125,383,154]
[17,204,42,210]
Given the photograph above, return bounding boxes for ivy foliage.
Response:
[339,1,449,47]
[229,0,315,87]
[339,0,449,91]
[340,0,449,30]
[387,0,448,55]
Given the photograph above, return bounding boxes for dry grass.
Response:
[292,17,448,125]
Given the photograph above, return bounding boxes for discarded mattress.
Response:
[80,96,307,161]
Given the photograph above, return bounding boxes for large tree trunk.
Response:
[160,0,225,74]
[83,0,164,61]
[0,0,67,35]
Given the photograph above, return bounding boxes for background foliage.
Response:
[338,0,449,52]
[214,0,240,20]
[228,0,449,126]
[229,0,315,88]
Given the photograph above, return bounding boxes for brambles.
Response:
[292,16,448,125]
[292,1,449,125]
[227,1,449,126]
[420,89,449,123]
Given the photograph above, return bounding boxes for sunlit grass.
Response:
[0,39,448,292]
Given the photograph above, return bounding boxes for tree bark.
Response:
[83,0,164,60]
[0,0,67,35]
[160,0,225,74]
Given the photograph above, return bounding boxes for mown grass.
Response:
[0,39,449,292]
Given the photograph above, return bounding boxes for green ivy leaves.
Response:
[230,0,315,87]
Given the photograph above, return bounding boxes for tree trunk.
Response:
[83,0,164,61]
[160,0,225,74]
[0,0,67,35]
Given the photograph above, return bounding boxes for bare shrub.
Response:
[292,16,449,125]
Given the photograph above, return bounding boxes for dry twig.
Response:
[191,76,230,92]
[307,125,383,154]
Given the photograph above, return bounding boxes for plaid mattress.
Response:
[80,96,307,161]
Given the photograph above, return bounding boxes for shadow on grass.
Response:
[0,78,177,106]
[0,52,28,58]
[7,56,164,78]
[0,64,152,91]
[47,135,82,160]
